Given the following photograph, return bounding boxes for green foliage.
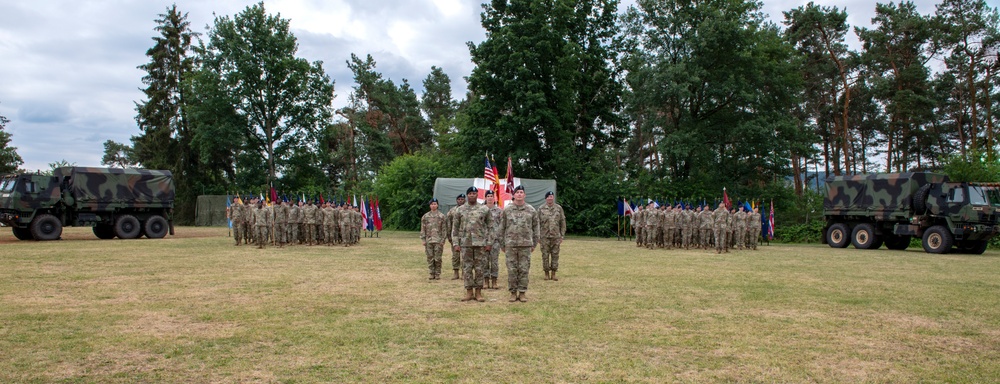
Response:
[940,148,1000,182]
[773,220,825,243]
[0,107,23,174]
[373,152,452,230]
[101,140,138,168]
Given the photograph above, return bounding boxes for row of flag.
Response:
[616,188,775,240]
[227,188,384,232]
[484,154,515,208]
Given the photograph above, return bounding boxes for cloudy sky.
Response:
[0,0,941,172]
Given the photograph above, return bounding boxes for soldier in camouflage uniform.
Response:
[633,206,644,247]
[273,200,288,247]
[452,186,493,302]
[353,205,364,245]
[446,194,466,279]
[747,207,760,250]
[299,201,314,245]
[498,185,539,302]
[484,190,503,290]
[230,198,244,246]
[421,198,447,280]
[660,205,674,249]
[288,201,301,245]
[699,205,713,249]
[252,201,272,249]
[643,202,658,249]
[713,202,730,254]
[339,204,353,247]
[241,198,254,245]
[322,202,335,246]
[538,191,566,280]
[733,206,747,250]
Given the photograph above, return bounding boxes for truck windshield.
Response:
[968,186,996,206]
[0,177,15,193]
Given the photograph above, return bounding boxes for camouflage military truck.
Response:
[823,172,1000,254]
[0,167,174,241]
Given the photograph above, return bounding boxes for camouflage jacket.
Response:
[712,206,730,228]
[301,205,317,225]
[288,205,301,224]
[252,205,272,227]
[451,203,494,247]
[734,211,747,230]
[632,209,644,228]
[273,204,288,224]
[354,210,364,229]
[699,209,712,229]
[339,209,352,226]
[229,202,243,222]
[446,207,461,243]
[747,212,760,232]
[488,205,503,244]
[323,207,336,227]
[499,202,539,248]
[538,203,566,238]
[420,210,447,244]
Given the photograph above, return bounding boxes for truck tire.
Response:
[913,184,931,215]
[115,215,141,239]
[851,223,878,249]
[12,227,34,240]
[921,225,953,254]
[827,223,850,248]
[957,240,988,255]
[93,224,116,239]
[144,215,169,239]
[884,235,911,250]
[30,214,63,241]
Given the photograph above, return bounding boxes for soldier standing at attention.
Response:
[420,198,447,280]
[339,203,353,247]
[633,205,644,247]
[273,199,288,247]
[748,207,760,250]
[353,205,364,245]
[699,205,713,250]
[331,202,342,245]
[538,191,566,281]
[484,190,503,290]
[713,202,730,254]
[733,205,747,250]
[452,186,493,302]
[644,201,658,250]
[230,197,244,246]
[252,201,270,249]
[446,194,466,280]
[499,185,539,302]
[681,205,694,250]
[322,202,336,246]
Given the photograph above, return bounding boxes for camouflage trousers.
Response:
[701,229,712,248]
[484,241,500,278]
[233,224,243,246]
[450,243,461,270]
[682,228,693,248]
[331,227,340,244]
[714,227,728,252]
[747,229,758,249]
[540,238,560,272]
[240,223,252,244]
[733,227,746,249]
[662,228,675,249]
[425,242,443,276]
[506,246,531,293]
[286,224,297,246]
[304,223,316,244]
[274,223,286,245]
[323,225,335,244]
[340,224,351,245]
[635,227,643,246]
[255,226,269,248]
[461,246,487,289]
[645,229,657,249]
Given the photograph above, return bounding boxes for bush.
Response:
[773,219,824,243]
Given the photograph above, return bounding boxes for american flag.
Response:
[484,156,498,186]
[768,199,775,240]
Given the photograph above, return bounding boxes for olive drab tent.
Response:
[432,178,557,215]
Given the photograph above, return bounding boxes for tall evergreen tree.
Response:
[421,66,457,140]
[0,106,23,174]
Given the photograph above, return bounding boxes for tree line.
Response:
[2,0,998,235]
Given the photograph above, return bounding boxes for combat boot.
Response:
[462,289,474,302]
[551,271,558,281]
[491,278,499,289]
[544,271,550,280]
[452,270,460,280]
[429,273,435,280]
[474,288,485,302]
[517,292,527,302]
[509,292,518,302]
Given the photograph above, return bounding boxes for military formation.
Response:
[422,186,563,303]
[228,197,367,248]
[631,202,761,253]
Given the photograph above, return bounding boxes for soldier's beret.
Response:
[545,191,554,197]
[467,186,478,194]
[484,190,494,196]
[457,194,466,199]
[513,185,525,192]
[429,198,438,204]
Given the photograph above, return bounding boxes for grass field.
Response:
[1,227,998,383]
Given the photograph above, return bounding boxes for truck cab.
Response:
[0,173,61,227]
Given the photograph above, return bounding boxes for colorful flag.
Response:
[374,196,383,231]
[360,196,369,230]
[367,197,376,231]
[505,157,515,196]
[226,194,232,229]
[319,193,325,204]
[722,187,731,210]
[353,194,358,208]
[269,186,278,205]
[623,198,634,216]
[768,199,775,240]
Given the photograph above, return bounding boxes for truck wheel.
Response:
[921,225,953,254]
[93,224,116,239]
[30,214,63,241]
[957,240,988,255]
[144,215,169,239]
[12,227,34,240]
[827,223,850,248]
[115,215,141,239]
[913,184,930,215]
[885,235,911,250]
[851,223,878,249]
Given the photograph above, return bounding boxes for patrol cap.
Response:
[545,191,554,197]
[429,198,439,204]
[484,190,494,196]
[513,185,525,193]
[466,186,478,194]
